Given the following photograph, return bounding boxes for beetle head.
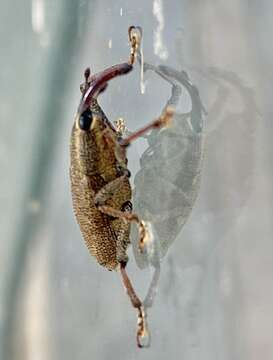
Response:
[75,63,133,132]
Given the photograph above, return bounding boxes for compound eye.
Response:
[79,109,93,131]
[121,200,133,213]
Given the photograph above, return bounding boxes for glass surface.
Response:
[1,1,273,359]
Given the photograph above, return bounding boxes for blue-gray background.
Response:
[1,1,272,359]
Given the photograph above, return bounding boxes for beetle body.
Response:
[69,27,174,347]
[70,98,131,270]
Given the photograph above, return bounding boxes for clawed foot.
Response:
[138,220,152,253]
[114,117,130,136]
[136,307,150,348]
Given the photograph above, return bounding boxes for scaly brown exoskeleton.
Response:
[70,26,173,347]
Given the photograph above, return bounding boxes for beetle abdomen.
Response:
[70,172,119,270]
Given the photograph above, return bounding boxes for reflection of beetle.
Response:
[132,63,206,269]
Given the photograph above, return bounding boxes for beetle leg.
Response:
[95,204,148,252]
[128,26,142,65]
[94,175,128,205]
[114,106,174,178]
[119,261,142,308]
[114,118,131,137]
[94,176,151,347]
[119,262,150,348]
[94,174,149,253]
[119,106,174,147]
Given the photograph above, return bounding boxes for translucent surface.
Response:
[132,63,205,269]
[1,1,273,359]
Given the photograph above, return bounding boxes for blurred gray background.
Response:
[1,0,273,359]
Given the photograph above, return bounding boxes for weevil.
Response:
[70,26,173,347]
